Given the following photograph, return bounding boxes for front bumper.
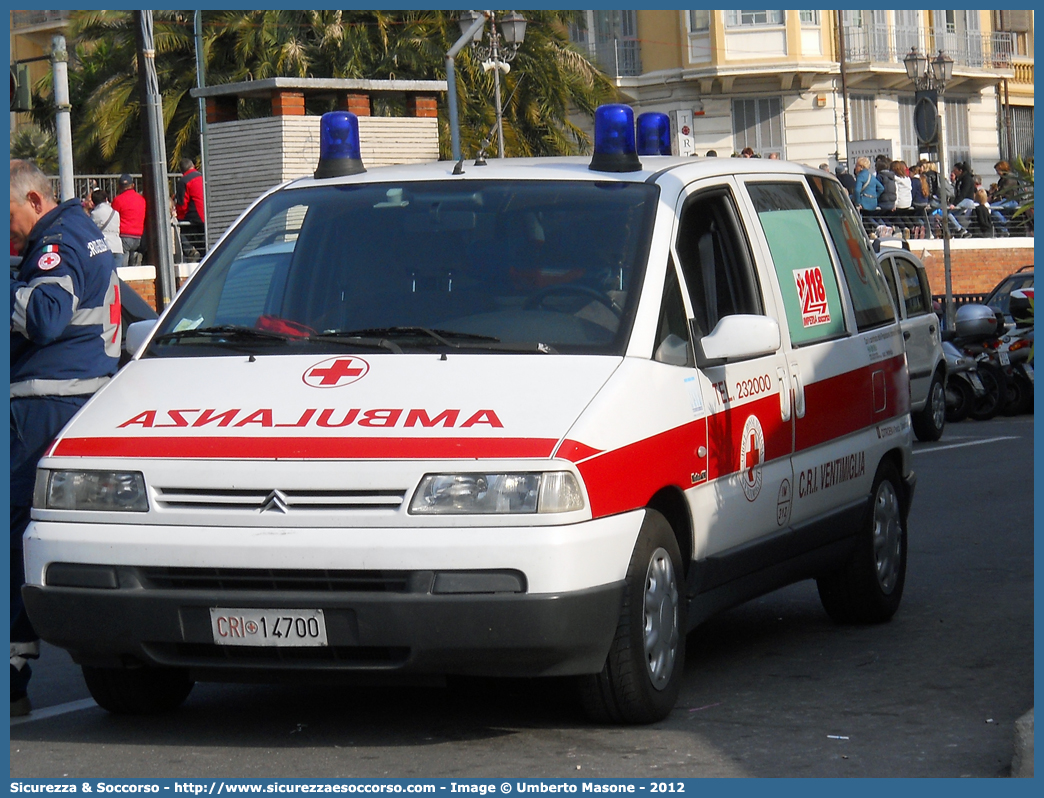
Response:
[22,512,643,680]
[23,572,623,679]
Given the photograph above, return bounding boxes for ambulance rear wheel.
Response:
[816,460,907,624]
[578,509,686,724]
[82,664,194,715]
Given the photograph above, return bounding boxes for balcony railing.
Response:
[843,25,1016,70]
[576,38,642,78]
[11,10,69,29]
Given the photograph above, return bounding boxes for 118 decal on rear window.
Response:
[794,266,832,327]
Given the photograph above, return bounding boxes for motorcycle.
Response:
[995,290,1034,415]
[942,339,986,423]
[949,304,1009,421]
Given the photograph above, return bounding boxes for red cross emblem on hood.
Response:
[303,356,370,388]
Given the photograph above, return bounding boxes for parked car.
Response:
[876,242,946,440]
[984,266,1033,331]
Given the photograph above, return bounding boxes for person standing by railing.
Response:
[174,157,206,261]
[111,174,147,268]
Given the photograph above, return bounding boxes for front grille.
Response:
[138,567,411,593]
[153,486,406,512]
[147,642,410,666]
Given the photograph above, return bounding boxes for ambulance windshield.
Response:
[151,180,658,356]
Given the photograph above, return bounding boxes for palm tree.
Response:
[43,10,617,172]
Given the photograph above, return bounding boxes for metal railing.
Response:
[48,173,182,203]
[859,207,1033,239]
[843,25,1016,70]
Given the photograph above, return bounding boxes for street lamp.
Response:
[459,9,527,159]
[904,47,956,330]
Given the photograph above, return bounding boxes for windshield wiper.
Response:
[152,325,298,344]
[308,331,404,354]
[323,327,555,353]
[329,327,464,348]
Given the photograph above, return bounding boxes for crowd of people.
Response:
[698,147,1030,240]
[837,156,1029,239]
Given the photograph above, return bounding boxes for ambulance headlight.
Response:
[410,472,584,515]
[34,469,149,512]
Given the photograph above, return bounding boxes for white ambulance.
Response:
[23,106,915,723]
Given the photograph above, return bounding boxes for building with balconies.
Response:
[9,10,70,129]
[571,10,1033,176]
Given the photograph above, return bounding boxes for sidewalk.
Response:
[1012,708,1034,777]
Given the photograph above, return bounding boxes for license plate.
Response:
[1023,364,1034,383]
[210,608,328,647]
[999,351,1011,365]
[968,374,985,394]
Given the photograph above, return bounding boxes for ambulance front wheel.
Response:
[578,509,686,724]
[82,664,194,715]
[816,460,907,624]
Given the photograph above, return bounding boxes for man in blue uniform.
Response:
[9,159,122,716]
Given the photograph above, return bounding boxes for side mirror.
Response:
[700,315,781,362]
[125,319,158,357]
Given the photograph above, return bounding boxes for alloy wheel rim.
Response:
[872,481,903,594]
[931,380,946,430]
[643,547,679,689]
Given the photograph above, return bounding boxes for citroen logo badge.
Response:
[260,490,289,514]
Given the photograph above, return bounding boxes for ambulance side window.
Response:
[805,176,896,331]
[675,188,762,340]
[747,182,847,346]
[653,258,694,367]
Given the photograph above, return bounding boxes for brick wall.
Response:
[902,240,1034,297]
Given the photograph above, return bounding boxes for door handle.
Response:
[929,325,936,334]
[903,331,911,340]
[776,366,791,421]
[790,362,806,419]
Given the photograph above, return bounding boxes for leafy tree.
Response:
[35,10,617,173]
[9,125,58,174]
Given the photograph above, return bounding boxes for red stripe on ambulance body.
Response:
[51,436,559,460]
[796,353,907,451]
[577,419,708,518]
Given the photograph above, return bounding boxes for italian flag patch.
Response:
[37,243,62,271]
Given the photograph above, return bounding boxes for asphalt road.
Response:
[10,415,1034,778]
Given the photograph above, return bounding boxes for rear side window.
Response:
[893,255,931,316]
[746,182,846,346]
[805,176,896,331]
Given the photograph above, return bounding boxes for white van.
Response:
[23,107,915,723]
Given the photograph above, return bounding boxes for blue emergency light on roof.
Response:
[589,104,641,173]
[636,112,672,156]
[314,111,366,179]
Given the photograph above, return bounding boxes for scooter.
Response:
[948,304,1009,421]
[996,317,1033,416]
[942,339,986,423]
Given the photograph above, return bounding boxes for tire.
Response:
[1003,374,1031,416]
[912,372,946,441]
[968,363,1007,421]
[82,665,194,715]
[578,509,686,724]
[944,377,974,423]
[816,460,907,624]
